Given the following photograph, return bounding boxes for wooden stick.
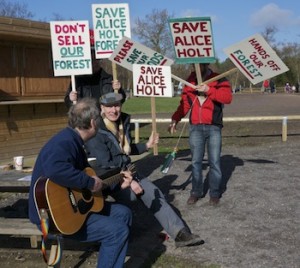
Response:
[171,74,197,89]
[112,62,118,93]
[171,67,238,90]
[151,97,158,155]
[202,67,238,84]
[71,75,77,104]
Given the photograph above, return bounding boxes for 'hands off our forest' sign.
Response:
[224,33,289,84]
[50,20,92,76]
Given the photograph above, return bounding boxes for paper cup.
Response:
[14,156,24,171]
[88,157,97,167]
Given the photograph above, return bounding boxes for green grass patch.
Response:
[123,96,181,114]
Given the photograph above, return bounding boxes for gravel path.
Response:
[0,93,299,267]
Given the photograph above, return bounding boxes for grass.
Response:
[123,96,181,114]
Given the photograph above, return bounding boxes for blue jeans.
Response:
[68,202,132,268]
[189,124,222,198]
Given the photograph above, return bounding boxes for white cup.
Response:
[88,157,97,167]
[14,156,24,171]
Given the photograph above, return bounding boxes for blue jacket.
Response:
[28,127,95,226]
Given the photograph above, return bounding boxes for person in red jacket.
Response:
[168,63,232,205]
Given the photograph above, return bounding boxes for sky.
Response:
[21,0,300,61]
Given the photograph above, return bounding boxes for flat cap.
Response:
[100,92,123,106]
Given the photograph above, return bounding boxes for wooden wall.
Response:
[0,103,68,164]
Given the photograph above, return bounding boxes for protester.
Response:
[28,98,133,268]
[64,51,126,108]
[168,63,232,205]
[85,92,204,248]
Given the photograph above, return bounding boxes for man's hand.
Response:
[120,170,133,189]
[195,84,209,93]
[146,131,159,149]
[130,180,144,195]
[112,80,121,91]
[91,176,103,193]
[168,120,177,134]
[69,91,77,102]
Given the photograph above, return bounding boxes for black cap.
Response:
[100,92,123,106]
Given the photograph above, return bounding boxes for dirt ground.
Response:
[0,93,299,267]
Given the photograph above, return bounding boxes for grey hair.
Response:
[68,98,100,129]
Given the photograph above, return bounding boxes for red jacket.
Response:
[171,70,232,127]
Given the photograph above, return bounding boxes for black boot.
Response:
[175,228,204,247]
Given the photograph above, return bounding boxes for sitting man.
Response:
[85,92,204,247]
[28,98,133,268]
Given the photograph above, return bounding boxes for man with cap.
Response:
[85,92,204,248]
[64,50,126,108]
[168,63,232,205]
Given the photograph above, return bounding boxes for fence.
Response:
[131,115,300,143]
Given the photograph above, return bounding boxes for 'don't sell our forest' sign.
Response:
[50,20,92,76]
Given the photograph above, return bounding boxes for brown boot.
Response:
[209,197,220,206]
[187,195,199,205]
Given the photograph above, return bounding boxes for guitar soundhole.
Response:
[81,189,92,201]
[78,199,94,214]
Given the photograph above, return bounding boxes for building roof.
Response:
[0,16,50,43]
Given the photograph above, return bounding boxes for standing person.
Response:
[64,51,126,108]
[85,92,204,248]
[28,98,133,268]
[262,79,269,93]
[168,63,232,205]
[269,79,276,94]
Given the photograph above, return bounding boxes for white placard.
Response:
[50,21,92,76]
[92,3,131,59]
[223,33,289,84]
[109,36,173,71]
[132,65,173,97]
[168,17,216,64]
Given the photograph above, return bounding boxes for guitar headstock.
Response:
[127,163,137,176]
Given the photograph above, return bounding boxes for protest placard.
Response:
[132,65,173,97]
[168,17,216,64]
[50,20,92,76]
[224,33,289,85]
[110,36,174,70]
[92,3,131,59]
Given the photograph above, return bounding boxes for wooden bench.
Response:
[0,217,42,248]
[0,217,61,267]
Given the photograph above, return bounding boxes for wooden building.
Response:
[0,16,70,164]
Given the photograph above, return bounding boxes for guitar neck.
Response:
[101,164,135,189]
[102,173,123,189]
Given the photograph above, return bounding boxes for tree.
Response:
[132,9,174,57]
[0,0,34,19]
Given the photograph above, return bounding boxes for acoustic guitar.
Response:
[33,165,135,235]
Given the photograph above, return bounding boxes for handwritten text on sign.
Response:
[50,21,92,76]
[133,65,173,97]
[224,34,289,84]
[169,17,216,64]
[92,4,131,59]
[109,36,173,71]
